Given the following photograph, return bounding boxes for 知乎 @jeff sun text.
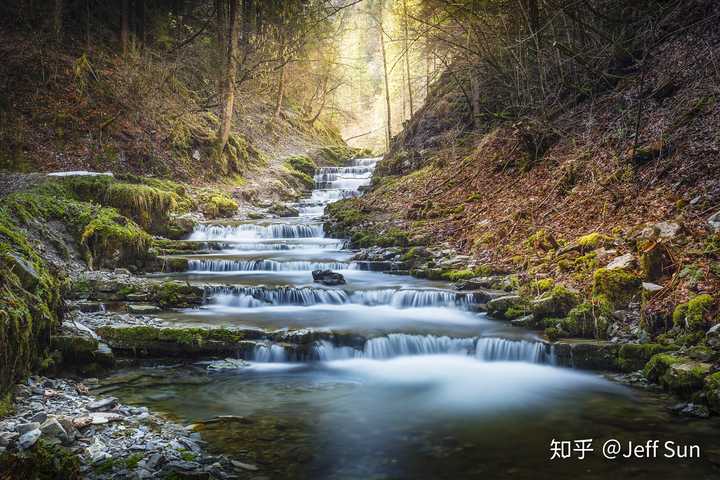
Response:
[550,439,701,460]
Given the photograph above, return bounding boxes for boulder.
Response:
[87,397,118,411]
[2,253,40,290]
[661,361,711,395]
[706,323,720,349]
[617,343,677,372]
[553,341,620,370]
[40,417,71,444]
[704,372,720,414]
[312,270,346,286]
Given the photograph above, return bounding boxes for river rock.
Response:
[707,323,720,349]
[18,428,41,449]
[40,417,70,444]
[312,270,346,286]
[87,396,119,411]
[670,402,710,418]
[16,422,40,434]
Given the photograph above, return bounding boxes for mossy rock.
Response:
[284,155,317,177]
[617,343,677,372]
[704,372,720,414]
[96,326,261,357]
[672,294,715,331]
[553,341,620,370]
[151,281,204,308]
[660,360,711,396]
[531,285,579,320]
[592,267,642,309]
[643,353,682,382]
[199,191,238,219]
[50,335,98,363]
[487,295,525,319]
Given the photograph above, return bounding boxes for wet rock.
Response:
[553,341,620,370]
[0,432,19,447]
[617,343,677,372]
[18,428,41,449]
[87,396,118,411]
[670,403,710,418]
[312,270,346,286]
[128,304,162,315]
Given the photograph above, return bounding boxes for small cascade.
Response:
[241,334,552,364]
[208,286,350,306]
[204,286,477,309]
[189,223,324,241]
[188,259,355,272]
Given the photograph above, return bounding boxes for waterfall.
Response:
[188,259,355,272]
[208,286,350,306]
[241,334,552,364]
[189,223,325,241]
[204,286,478,309]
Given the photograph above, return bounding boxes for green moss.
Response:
[198,190,238,219]
[284,155,317,177]
[80,208,151,270]
[643,353,681,382]
[618,343,677,372]
[441,269,482,282]
[576,232,612,252]
[686,294,715,330]
[0,439,81,479]
[592,267,642,309]
[96,326,246,346]
[660,360,711,395]
[151,281,203,308]
[0,391,14,418]
[125,453,144,470]
[531,278,555,293]
[705,372,720,414]
[544,327,560,341]
[531,285,579,320]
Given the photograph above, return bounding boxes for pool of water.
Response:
[102,356,720,480]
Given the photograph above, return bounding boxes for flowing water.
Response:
[107,157,720,479]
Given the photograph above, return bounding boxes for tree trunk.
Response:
[242,0,253,47]
[402,0,413,116]
[216,0,239,169]
[135,0,146,48]
[379,17,392,150]
[121,0,129,56]
[274,57,286,118]
[53,0,63,43]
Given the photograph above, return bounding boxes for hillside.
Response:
[327,1,720,328]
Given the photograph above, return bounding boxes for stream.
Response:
[103,157,720,479]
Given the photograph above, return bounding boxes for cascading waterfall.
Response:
[189,223,325,241]
[204,286,478,309]
[242,334,553,364]
[188,259,357,272]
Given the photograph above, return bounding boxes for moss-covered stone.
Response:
[151,281,204,308]
[704,372,720,414]
[643,353,682,382]
[552,341,619,370]
[660,360,711,395]
[96,325,261,356]
[575,232,612,252]
[284,155,317,177]
[617,343,677,372]
[198,190,238,219]
[672,295,715,331]
[592,267,642,309]
[531,285,579,320]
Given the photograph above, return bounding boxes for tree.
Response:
[216,0,239,169]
